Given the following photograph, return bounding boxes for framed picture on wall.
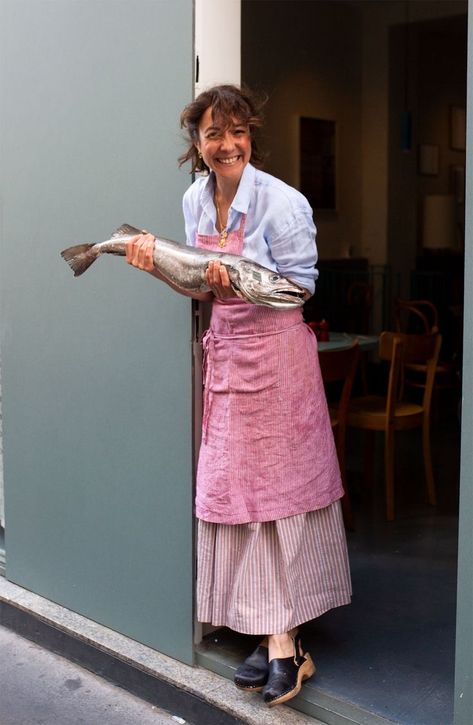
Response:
[450,106,466,151]
[299,117,336,211]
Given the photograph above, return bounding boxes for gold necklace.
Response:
[215,198,228,248]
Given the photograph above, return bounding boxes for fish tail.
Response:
[60,243,98,277]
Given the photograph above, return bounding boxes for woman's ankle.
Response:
[268,632,294,660]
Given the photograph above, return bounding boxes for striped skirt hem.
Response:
[196,500,352,635]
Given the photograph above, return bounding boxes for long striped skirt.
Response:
[196,500,351,635]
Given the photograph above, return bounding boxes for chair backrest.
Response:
[394,299,439,334]
[318,341,361,427]
[378,331,442,417]
[397,331,442,415]
[378,332,404,420]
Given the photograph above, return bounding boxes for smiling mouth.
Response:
[217,155,241,165]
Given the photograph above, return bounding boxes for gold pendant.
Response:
[218,230,228,248]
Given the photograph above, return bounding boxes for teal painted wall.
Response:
[0,0,195,664]
[454,2,473,721]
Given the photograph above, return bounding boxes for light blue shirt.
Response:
[182,163,318,295]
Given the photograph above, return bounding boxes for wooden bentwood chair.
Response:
[318,341,361,530]
[394,298,458,397]
[346,331,442,521]
[394,298,439,335]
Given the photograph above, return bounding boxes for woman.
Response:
[126,85,351,708]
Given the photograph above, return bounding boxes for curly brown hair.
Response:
[178,84,266,173]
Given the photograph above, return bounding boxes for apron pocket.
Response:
[230,336,281,393]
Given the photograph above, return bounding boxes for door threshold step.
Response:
[0,576,322,725]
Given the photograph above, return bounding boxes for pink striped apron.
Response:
[196,214,343,525]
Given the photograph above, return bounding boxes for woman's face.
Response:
[196,106,252,184]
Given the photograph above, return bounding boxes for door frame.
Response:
[453,4,473,722]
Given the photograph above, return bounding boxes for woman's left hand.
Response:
[206,260,235,299]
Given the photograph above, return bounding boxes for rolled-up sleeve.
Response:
[266,203,318,296]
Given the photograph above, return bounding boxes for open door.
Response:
[0,0,194,664]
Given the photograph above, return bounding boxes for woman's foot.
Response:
[234,637,269,691]
[262,631,316,707]
[268,628,298,660]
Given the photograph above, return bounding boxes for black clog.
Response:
[234,644,269,691]
[262,633,316,707]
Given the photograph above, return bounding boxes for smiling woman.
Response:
[127,84,351,709]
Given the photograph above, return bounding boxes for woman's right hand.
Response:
[125,232,156,273]
[206,260,235,299]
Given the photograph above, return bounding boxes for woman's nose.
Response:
[219,131,234,150]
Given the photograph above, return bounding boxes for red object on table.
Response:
[307,321,320,338]
[319,319,330,342]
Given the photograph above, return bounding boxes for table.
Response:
[317,331,378,352]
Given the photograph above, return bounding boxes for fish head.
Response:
[230,260,310,309]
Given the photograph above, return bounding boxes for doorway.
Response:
[196,2,467,723]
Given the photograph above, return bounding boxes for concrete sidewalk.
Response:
[0,576,322,725]
[0,624,185,725]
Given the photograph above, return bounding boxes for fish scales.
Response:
[60,223,310,309]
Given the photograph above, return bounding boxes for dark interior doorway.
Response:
[197,2,466,723]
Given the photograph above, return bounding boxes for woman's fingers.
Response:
[218,263,231,288]
[125,235,140,263]
[125,233,155,272]
[206,260,220,288]
[206,260,233,298]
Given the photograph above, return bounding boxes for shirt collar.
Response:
[231,163,255,214]
[199,163,255,216]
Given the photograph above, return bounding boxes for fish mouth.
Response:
[276,289,306,299]
[243,288,307,309]
[266,291,306,307]
[231,260,309,308]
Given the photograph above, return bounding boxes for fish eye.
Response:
[270,274,280,282]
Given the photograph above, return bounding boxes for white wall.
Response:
[195,0,241,91]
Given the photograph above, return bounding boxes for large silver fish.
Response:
[60,223,310,309]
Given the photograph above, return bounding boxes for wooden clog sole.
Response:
[235,683,265,692]
[266,654,316,707]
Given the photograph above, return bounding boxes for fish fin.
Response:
[111,223,142,238]
[60,243,97,277]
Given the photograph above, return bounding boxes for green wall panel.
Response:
[0,0,194,664]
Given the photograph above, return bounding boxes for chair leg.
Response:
[384,428,395,521]
[359,356,369,395]
[422,419,437,506]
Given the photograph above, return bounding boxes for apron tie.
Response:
[201,328,214,444]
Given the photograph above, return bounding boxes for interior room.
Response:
[196,2,467,723]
